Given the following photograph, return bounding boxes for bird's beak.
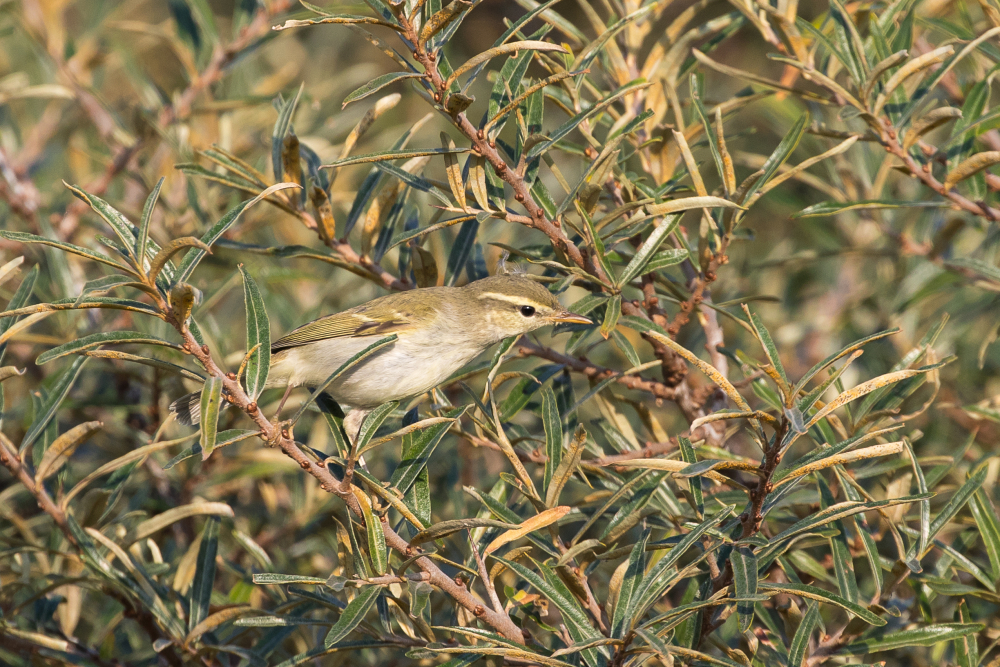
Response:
[550,311,593,325]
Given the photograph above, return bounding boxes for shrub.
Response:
[1,0,999,666]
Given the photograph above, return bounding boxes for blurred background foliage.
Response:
[2,0,1000,665]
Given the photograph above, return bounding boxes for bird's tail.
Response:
[169,391,203,426]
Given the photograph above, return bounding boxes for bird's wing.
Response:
[271,311,416,352]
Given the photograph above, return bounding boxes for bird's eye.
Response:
[519,305,536,317]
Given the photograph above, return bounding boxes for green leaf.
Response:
[541,386,563,493]
[359,496,387,575]
[272,85,303,180]
[324,148,469,170]
[199,377,224,461]
[844,623,984,653]
[746,308,788,390]
[970,489,1000,582]
[1,264,38,361]
[0,231,132,273]
[793,329,899,396]
[136,177,164,268]
[922,467,987,557]
[324,585,382,647]
[730,546,757,632]
[356,401,398,451]
[163,430,259,469]
[37,331,183,365]
[188,517,220,634]
[527,81,651,159]
[343,72,424,107]
[793,199,951,218]
[20,357,88,455]
[251,573,327,585]
[678,436,704,518]
[611,530,649,637]
[498,558,604,667]
[389,407,461,496]
[630,506,735,619]
[239,265,270,400]
[787,601,819,667]
[758,583,885,625]
[617,215,682,286]
[410,518,517,545]
[743,112,808,205]
[600,294,621,339]
[946,257,1000,286]
[758,496,932,565]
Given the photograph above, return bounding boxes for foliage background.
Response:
[1,0,1000,665]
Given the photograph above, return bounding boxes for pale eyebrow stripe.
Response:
[476,292,549,309]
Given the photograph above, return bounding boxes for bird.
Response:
[170,274,592,439]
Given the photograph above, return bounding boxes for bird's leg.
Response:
[273,383,294,422]
[340,409,369,491]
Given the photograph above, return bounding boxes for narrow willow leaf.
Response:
[617,215,681,286]
[324,585,382,647]
[20,357,88,454]
[806,369,931,430]
[758,583,884,625]
[324,148,468,170]
[541,386,562,493]
[136,177,164,267]
[970,489,1000,581]
[131,502,233,544]
[793,199,949,219]
[239,265,270,400]
[0,231,132,273]
[631,506,736,619]
[757,496,931,564]
[199,377,224,461]
[731,546,758,632]
[37,331,183,365]
[497,558,604,666]
[528,81,651,159]
[944,151,1000,190]
[443,41,567,90]
[148,237,211,284]
[774,442,904,488]
[390,415,458,509]
[343,72,424,108]
[419,0,471,42]
[252,573,327,585]
[873,46,954,116]
[410,518,517,545]
[355,401,398,452]
[600,294,621,339]
[484,506,570,556]
[611,530,650,637]
[646,330,750,411]
[793,329,899,395]
[34,421,102,483]
[357,493,388,575]
[788,601,819,666]
[544,426,586,508]
[922,467,987,555]
[646,196,742,217]
[174,183,299,284]
[188,517,220,633]
[845,623,984,653]
[743,112,809,206]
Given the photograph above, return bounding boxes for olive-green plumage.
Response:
[171,275,590,437]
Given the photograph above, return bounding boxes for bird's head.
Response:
[462,275,592,340]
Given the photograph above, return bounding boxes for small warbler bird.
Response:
[171,274,591,437]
